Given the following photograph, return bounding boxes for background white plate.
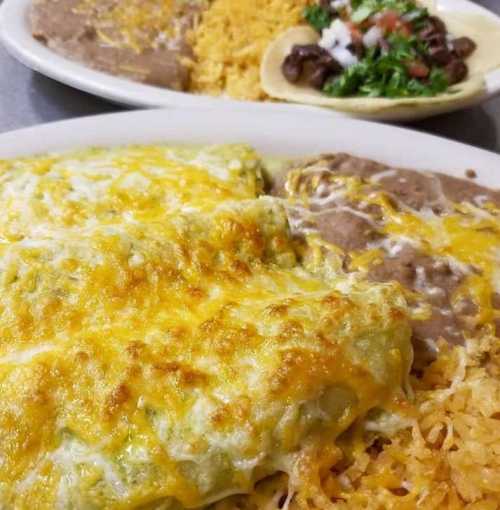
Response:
[0,108,499,189]
[1,0,500,122]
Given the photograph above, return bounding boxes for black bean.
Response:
[348,41,365,60]
[425,33,447,47]
[308,65,331,88]
[281,44,341,89]
[452,37,477,59]
[282,54,302,83]
[419,25,435,41]
[304,57,341,89]
[428,16,447,34]
[293,44,328,59]
[418,16,447,41]
[427,44,452,66]
[443,59,468,85]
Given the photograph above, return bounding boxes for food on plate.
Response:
[261,0,500,113]
[271,153,500,367]
[29,0,500,109]
[30,0,203,90]
[281,0,476,96]
[267,152,500,508]
[0,143,499,508]
[261,0,500,114]
[188,0,310,100]
[29,0,308,98]
[0,145,412,508]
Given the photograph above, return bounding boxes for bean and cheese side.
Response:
[31,0,203,90]
[271,154,500,366]
[266,153,500,509]
[0,145,412,509]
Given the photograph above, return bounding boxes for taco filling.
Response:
[281,0,477,98]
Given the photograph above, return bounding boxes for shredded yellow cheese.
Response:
[75,0,176,52]
[0,145,412,509]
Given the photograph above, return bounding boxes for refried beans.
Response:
[272,153,500,368]
[30,0,202,90]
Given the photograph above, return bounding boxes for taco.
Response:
[261,0,500,118]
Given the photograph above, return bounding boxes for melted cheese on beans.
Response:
[286,168,500,337]
[73,0,180,51]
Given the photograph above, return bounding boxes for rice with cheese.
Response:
[189,0,310,100]
[214,331,500,510]
[328,336,500,509]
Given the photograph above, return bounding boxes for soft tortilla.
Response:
[260,3,500,117]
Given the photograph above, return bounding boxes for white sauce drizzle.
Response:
[474,194,490,207]
[370,169,398,183]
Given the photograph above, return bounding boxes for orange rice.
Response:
[189,0,310,100]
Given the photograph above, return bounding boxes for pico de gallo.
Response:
[282,0,477,98]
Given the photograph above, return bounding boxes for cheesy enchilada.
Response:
[0,143,498,509]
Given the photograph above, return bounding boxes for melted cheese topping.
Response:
[0,144,262,241]
[381,202,500,327]
[284,164,500,341]
[0,145,412,509]
[359,180,499,333]
[73,0,197,52]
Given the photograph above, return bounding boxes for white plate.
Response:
[0,108,499,190]
[1,0,500,121]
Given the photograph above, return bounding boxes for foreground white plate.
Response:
[0,108,499,189]
[1,0,500,121]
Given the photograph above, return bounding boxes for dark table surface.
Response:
[1,0,499,153]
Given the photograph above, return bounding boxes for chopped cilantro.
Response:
[303,5,332,32]
[323,36,449,98]
[305,0,429,31]
[301,0,449,98]
[347,0,428,28]
[351,0,424,15]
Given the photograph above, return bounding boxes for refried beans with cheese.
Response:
[272,154,500,369]
[30,0,201,90]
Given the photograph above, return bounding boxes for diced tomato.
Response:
[346,21,363,44]
[358,19,373,32]
[377,10,400,33]
[398,22,412,38]
[407,61,430,78]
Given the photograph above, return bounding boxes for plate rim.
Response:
[0,108,499,189]
[1,0,500,120]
